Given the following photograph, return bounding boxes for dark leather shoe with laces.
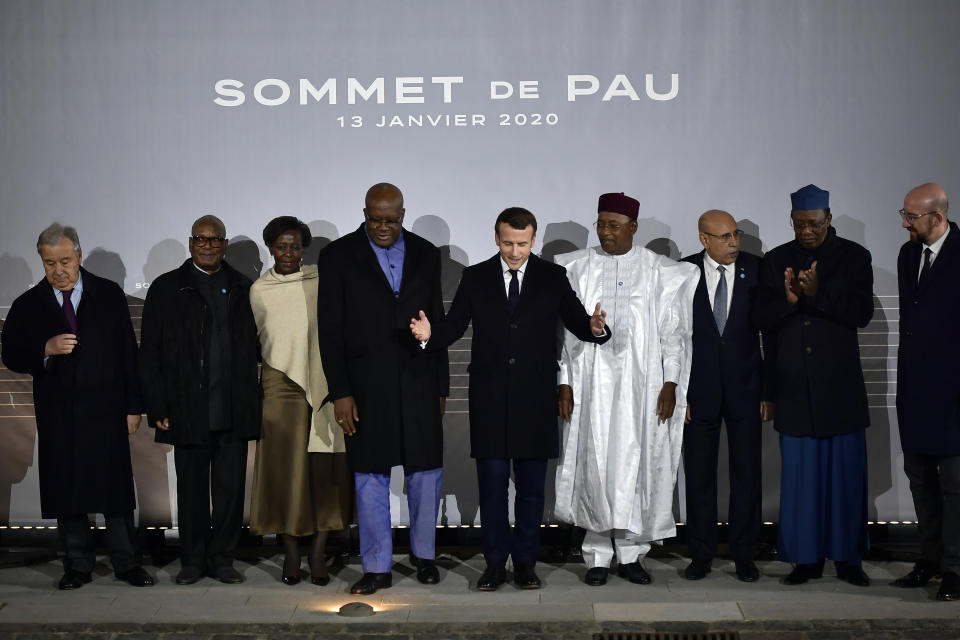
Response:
[735,560,760,582]
[350,572,391,595]
[836,562,870,587]
[892,562,938,588]
[781,562,824,585]
[937,571,960,601]
[58,570,92,590]
[116,566,155,587]
[513,563,541,589]
[416,559,440,584]
[584,567,608,586]
[684,559,711,580]
[617,561,651,584]
[208,565,244,584]
[476,565,506,591]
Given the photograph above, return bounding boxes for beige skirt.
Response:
[249,364,354,536]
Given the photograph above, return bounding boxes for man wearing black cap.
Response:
[752,184,874,587]
[553,193,700,586]
[410,207,611,591]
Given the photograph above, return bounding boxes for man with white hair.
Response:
[2,223,153,589]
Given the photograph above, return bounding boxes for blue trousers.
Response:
[476,457,547,568]
[778,431,869,565]
[355,467,442,574]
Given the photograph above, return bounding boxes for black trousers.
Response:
[173,430,248,570]
[903,453,960,575]
[683,410,762,563]
[476,457,547,568]
[57,512,137,575]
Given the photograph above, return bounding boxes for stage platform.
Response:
[1,544,959,640]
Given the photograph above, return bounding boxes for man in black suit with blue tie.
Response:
[410,207,610,591]
[681,210,765,582]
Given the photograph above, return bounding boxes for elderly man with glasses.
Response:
[894,183,960,601]
[139,215,261,585]
[681,210,765,583]
[752,184,874,587]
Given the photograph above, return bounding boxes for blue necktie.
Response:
[507,269,520,313]
[713,266,727,335]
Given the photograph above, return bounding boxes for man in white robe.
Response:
[555,192,699,586]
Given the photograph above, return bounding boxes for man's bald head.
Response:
[364,182,406,248]
[192,214,226,237]
[903,182,949,245]
[697,209,741,265]
[365,182,404,209]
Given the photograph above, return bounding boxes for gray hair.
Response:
[37,223,81,255]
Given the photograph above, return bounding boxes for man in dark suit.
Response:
[316,183,449,596]
[752,184,874,587]
[894,182,960,601]
[1,223,153,589]
[139,215,261,585]
[681,209,764,582]
[410,207,610,591]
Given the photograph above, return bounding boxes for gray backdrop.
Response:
[2,0,958,526]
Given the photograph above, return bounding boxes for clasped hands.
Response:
[784,260,818,304]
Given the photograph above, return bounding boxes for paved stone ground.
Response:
[1,551,960,638]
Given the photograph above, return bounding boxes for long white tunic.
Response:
[554,245,699,540]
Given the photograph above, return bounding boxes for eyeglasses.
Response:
[701,229,744,244]
[899,209,938,223]
[365,215,403,229]
[190,235,226,247]
[789,218,829,232]
[594,221,630,232]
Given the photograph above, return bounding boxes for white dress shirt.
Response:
[500,256,528,295]
[702,252,734,317]
[920,225,950,282]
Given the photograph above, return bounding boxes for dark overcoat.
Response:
[315,226,449,473]
[683,250,763,421]
[428,253,610,460]
[138,260,261,446]
[897,221,960,455]
[0,269,140,518]
[750,228,874,438]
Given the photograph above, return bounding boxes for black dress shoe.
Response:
[476,565,507,591]
[175,565,203,585]
[281,555,301,585]
[416,559,440,584]
[311,572,330,586]
[937,571,960,601]
[350,572,392,595]
[585,567,608,586]
[58,570,92,590]
[684,560,711,580]
[513,563,541,589]
[116,566,155,587]
[780,562,823,585]
[892,562,938,588]
[835,562,870,587]
[735,560,760,582]
[208,565,244,584]
[617,561,652,584]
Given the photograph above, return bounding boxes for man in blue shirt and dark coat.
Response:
[751,184,874,586]
[1,223,153,590]
[316,183,449,596]
[894,182,960,601]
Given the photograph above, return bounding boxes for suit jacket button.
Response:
[508,357,516,365]
[803,320,811,326]
[914,300,919,304]
[805,346,812,354]
[510,323,518,329]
